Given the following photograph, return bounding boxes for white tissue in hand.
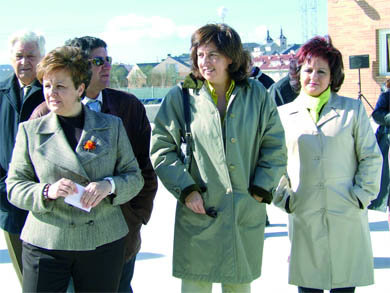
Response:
[64,183,91,212]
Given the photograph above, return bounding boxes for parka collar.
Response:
[182,73,204,90]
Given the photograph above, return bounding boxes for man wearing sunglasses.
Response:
[30,36,158,293]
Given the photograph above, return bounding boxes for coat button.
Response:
[230,113,235,118]
[229,164,236,171]
[86,220,94,226]
[230,138,237,143]
[69,222,75,228]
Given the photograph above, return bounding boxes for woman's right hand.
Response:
[47,178,78,200]
[185,191,206,214]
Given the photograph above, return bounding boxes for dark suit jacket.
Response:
[268,75,298,106]
[257,73,275,89]
[250,66,275,89]
[0,74,44,233]
[369,90,390,211]
[7,106,144,250]
[30,88,158,259]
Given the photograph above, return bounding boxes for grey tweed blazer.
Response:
[6,106,144,250]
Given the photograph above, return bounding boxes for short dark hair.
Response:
[64,36,107,57]
[36,46,91,97]
[289,35,344,93]
[190,24,251,83]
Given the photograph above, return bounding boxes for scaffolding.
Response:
[300,0,319,43]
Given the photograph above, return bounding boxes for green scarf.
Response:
[300,87,331,122]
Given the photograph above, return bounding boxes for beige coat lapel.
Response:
[287,96,318,134]
[317,94,341,128]
[288,93,342,132]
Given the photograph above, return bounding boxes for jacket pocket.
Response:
[345,186,364,209]
[287,193,297,213]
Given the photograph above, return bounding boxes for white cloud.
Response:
[254,25,268,41]
[176,25,198,39]
[242,25,268,44]
[101,14,196,46]
[99,14,198,64]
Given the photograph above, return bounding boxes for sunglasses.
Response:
[89,56,112,66]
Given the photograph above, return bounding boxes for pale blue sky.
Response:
[0,0,327,65]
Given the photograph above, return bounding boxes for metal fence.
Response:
[118,87,170,104]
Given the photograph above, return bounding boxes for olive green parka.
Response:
[150,77,287,283]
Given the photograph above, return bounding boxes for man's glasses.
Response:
[89,56,112,66]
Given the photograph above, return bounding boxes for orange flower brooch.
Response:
[83,140,96,151]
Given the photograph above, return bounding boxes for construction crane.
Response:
[300,0,319,42]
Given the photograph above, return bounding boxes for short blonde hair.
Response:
[37,46,91,98]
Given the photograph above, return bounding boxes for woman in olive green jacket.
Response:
[150,24,287,292]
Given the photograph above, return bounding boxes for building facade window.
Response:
[379,29,390,75]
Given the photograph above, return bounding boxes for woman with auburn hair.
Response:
[150,24,287,292]
[6,46,143,292]
[274,36,382,293]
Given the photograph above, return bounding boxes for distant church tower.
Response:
[266,30,273,44]
[279,28,287,51]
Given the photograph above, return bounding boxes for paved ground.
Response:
[1,181,390,292]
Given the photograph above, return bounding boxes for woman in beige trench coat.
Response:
[274,36,382,293]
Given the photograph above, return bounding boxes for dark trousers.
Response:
[22,237,126,292]
[118,255,137,293]
[298,286,355,293]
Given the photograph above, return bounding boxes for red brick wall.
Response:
[328,0,390,114]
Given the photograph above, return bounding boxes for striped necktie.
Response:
[24,85,31,97]
[86,99,101,112]
[20,85,31,101]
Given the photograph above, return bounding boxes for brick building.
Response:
[328,0,390,114]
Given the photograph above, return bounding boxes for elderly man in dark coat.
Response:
[0,30,45,284]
